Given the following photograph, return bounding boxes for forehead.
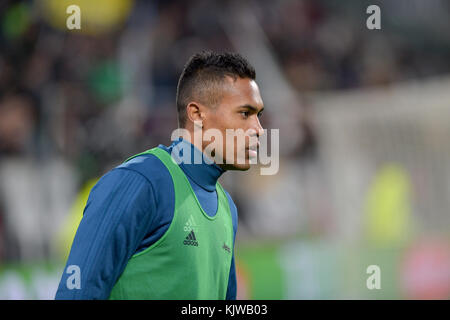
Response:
[220,76,264,109]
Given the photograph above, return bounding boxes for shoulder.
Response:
[108,147,177,197]
[89,148,175,206]
[222,188,237,213]
[222,188,238,235]
[115,149,171,184]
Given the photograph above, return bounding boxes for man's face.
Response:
[201,76,264,171]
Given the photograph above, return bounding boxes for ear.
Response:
[186,101,205,124]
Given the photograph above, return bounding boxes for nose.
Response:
[246,116,264,141]
[254,116,264,137]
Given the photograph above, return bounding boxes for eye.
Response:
[257,111,263,118]
[240,111,249,119]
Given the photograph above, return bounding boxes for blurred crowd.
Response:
[0,0,449,263]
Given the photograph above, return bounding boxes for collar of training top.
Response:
[159,138,224,192]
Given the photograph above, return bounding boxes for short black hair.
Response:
[176,51,256,127]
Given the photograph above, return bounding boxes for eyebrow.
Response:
[238,104,264,113]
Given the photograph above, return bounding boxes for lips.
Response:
[247,141,259,158]
[247,141,260,151]
[248,149,257,158]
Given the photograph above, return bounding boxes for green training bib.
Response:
[109,147,233,299]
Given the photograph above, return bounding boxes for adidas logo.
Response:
[222,243,231,253]
[184,215,197,232]
[183,230,198,247]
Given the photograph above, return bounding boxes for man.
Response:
[55,51,264,299]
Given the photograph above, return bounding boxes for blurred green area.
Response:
[2,238,449,299]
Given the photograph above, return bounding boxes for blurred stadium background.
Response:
[0,0,449,299]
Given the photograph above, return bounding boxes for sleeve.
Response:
[224,190,239,300]
[54,167,157,299]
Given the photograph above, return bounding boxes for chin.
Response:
[232,163,251,171]
[216,151,255,171]
[218,162,251,171]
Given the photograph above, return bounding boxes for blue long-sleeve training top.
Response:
[55,138,238,299]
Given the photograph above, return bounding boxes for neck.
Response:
[167,138,225,192]
[183,128,231,171]
[181,126,218,167]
